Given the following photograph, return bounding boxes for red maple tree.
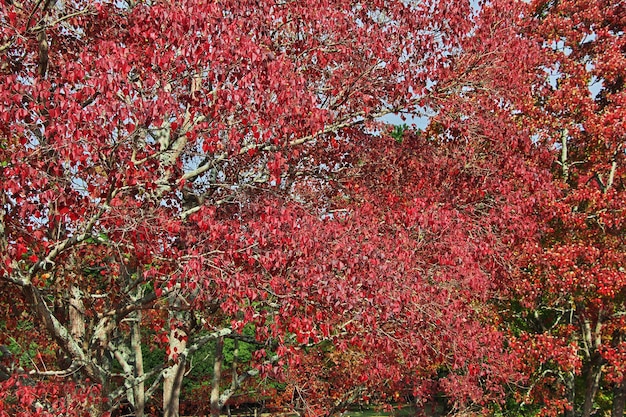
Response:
[502,1,626,416]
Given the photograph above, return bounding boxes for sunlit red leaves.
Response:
[164,130,546,412]
[600,335,626,385]
[3,0,616,414]
[508,331,581,416]
[502,0,626,413]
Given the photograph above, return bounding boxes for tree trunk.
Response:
[69,285,85,343]
[22,283,103,381]
[163,323,187,417]
[211,336,224,417]
[612,378,626,417]
[131,311,145,417]
[582,354,604,417]
[67,284,85,378]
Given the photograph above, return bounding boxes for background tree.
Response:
[503,1,626,416]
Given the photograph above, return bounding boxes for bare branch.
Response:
[28,362,84,377]
[28,205,108,277]
[181,104,409,184]
[219,354,280,408]
[29,8,95,33]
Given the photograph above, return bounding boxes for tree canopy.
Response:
[1,0,624,416]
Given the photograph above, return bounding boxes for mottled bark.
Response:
[163,308,187,417]
[69,285,85,344]
[131,311,145,417]
[210,336,224,417]
[22,283,104,382]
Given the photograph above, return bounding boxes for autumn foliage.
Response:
[1,0,625,416]
[0,375,105,417]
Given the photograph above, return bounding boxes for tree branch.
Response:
[28,207,107,276]
[181,104,406,184]
[29,8,95,33]
[219,354,280,408]
[21,283,107,382]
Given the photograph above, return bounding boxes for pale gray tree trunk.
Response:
[565,307,576,417]
[69,284,85,352]
[163,303,188,417]
[69,283,100,416]
[210,336,224,417]
[131,310,145,417]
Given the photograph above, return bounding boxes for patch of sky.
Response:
[580,32,596,45]
[381,110,431,131]
[378,79,437,131]
[589,75,603,100]
[547,38,573,57]
[542,63,561,90]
